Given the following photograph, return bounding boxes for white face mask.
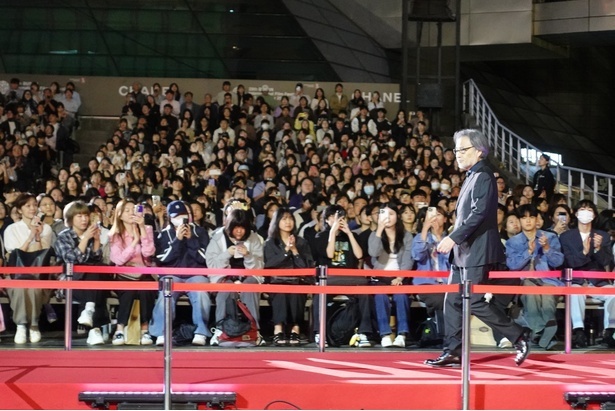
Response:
[388,141,396,148]
[440,183,450,192]
[576,209,594,225]
[364,185,374,196]
[414,169,420,176]
[96,156,103,163]
[431,182,440,190]
[347,191,356,200]
[171,216,188,227]
[261,123,270,130]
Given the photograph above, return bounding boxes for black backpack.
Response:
[326,298,361,347]
[418,310,444,347]
[172,323,197,346]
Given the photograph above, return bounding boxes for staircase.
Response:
[73,117,118,166]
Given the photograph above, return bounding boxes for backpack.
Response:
[326,298,361,347]
[418,310,444,348]
[172,323,197,346]
[217,299,258,348]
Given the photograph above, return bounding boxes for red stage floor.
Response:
[1,349,614,409]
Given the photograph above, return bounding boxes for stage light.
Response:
[565,391,615,409]
[79,391,237,410]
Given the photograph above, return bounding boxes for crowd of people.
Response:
[0,78,613,353]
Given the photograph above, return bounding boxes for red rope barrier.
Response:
[0,266,63,274]
[489,270,561,279]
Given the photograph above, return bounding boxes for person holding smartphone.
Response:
[311,205,374,347]
[149,201,213,346]
[54,200,109,345]
[206,208,265,346]
[108,200,157,345]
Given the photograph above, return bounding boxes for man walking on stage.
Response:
[425,129,530,368]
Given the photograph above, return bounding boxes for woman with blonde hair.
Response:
[108,199,157,345]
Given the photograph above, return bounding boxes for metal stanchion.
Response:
[563,268,573,354]
[64,262,74,351]
[161,276,174,410]
[461,274,472,411]
[317,265,327,352]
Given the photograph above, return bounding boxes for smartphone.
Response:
[427,207,437,219]
[557,212,567,223]
[234,241,244,259]
[152,195,161,207]
[134,204,144,215]
[71,162,80,169]
[208,178,216,186]
[209,169,222,177]
[182,217,189,225]
[379,208,387,215]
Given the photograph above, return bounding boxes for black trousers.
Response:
[73,273,110,328]
[312,294,374,335]
[270,293,307,326]
[444,264,523,355]
[115,288,157,326]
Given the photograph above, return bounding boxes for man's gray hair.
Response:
[453,129,489,158]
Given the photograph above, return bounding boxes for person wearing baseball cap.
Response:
[149,200,213,346]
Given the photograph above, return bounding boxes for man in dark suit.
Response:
[425,129,530,367]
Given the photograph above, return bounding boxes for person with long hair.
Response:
[3,193,53,344]
[368,202,413,348]
[108,199,157,345]
[206,208,265,346]
[311,204,374,347]
[264,207,314,346]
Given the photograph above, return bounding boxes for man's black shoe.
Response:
[424,352,461,368]
[514,332,530,366]
[572,328,587,348]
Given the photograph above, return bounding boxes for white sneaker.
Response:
[381,335,394,348]
[111,332,125,346]
[210,328,223,346]
[77,309,94,327]
[314,333,329,347]
[393,334,406,348]
[358,334,372,348]
[29,328,42,343]
[499,337,513,349]
[14,325,27,344]
[155,336,165,346]
[192,334,206,346]
[87,328,105,345]
[141,333,153,346]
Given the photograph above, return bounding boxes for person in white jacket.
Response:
[205,208,265,345]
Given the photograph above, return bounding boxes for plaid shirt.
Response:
[54,228,102,265]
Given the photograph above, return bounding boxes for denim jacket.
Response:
[411,231,450,285]
[505,230,564,286]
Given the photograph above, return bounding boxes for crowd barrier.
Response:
[1,264,613,410]
[0,264,613,350]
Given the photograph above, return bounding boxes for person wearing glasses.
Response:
[425,129,530,368]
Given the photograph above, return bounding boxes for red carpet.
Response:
[1,349,614,409]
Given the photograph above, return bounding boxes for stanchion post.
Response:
[461,277,472,411]
[64,262,73,351]
[161,276,174,410]
[317,265,327,352]
[563,268,573,354]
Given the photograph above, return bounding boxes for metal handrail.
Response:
[463,79,615,210]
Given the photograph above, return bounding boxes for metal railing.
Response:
[463,79,615,210]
